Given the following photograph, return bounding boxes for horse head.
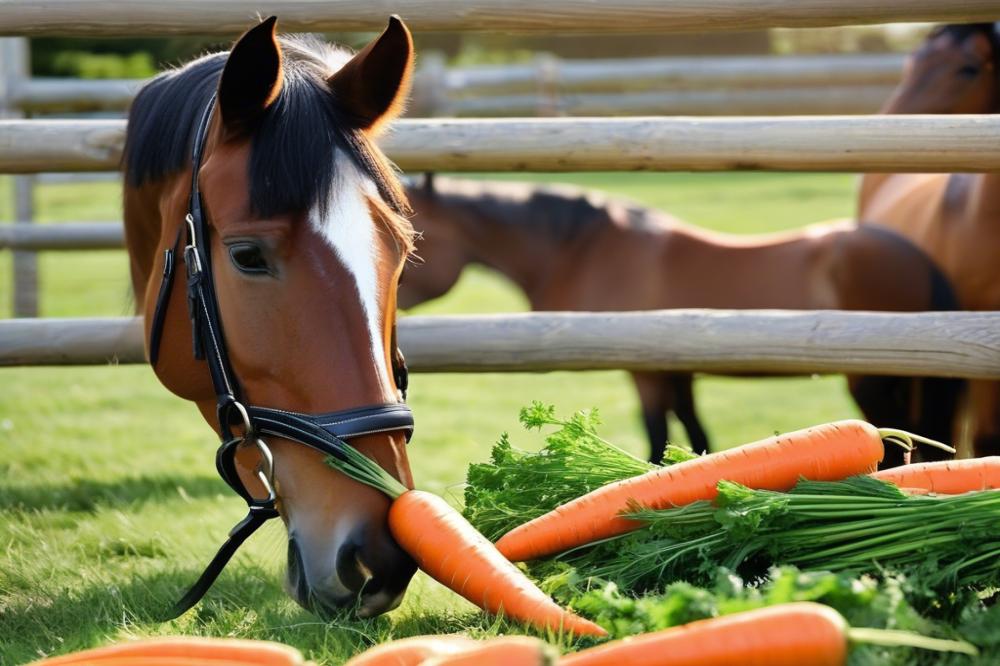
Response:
[885,23,1000,114]
[124,17,418,617]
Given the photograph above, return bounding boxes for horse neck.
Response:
[430,190,567,305]
[967,173,1000,221]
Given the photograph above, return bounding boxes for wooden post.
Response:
[1,37,38,317]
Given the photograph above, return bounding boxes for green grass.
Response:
[0,172,862,664]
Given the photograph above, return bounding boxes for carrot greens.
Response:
[463,402,693,541]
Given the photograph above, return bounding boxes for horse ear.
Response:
[327,15,414,135]
[218,16,283,139]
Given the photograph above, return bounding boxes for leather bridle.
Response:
[149,95,414,618]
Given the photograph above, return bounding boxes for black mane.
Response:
[123,36,408,219]
[414,176,664,243]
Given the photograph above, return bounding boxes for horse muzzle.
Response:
[286,526,416,618]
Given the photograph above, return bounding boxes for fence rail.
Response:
[3,311,999,378]
[0,223,124,250]
[5,54,906,114]
[448,87,894,117]
[4,115,1000,174]
[1,1,998,35]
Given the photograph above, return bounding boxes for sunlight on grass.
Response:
[0,172,863,664]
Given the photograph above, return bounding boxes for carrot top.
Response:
[325,445,408,499]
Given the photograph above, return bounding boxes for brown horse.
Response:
[123,18,418,617]
[859,23,1000,456]
[400,175,961,466]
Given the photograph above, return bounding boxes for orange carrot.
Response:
[427,636,554,665]
[495,420,953,562]
[558,601,976,665]
[347,635,554,666]
[325,449,607,638]
[27,637,306,666]
[872,457,1000,494]
[559,603,849,666]
[345,635,478,666]
[32,659,283,666]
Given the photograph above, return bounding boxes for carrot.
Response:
[27,637,306,666]
[558,602,975,666]
[872,457,1000,494]
[346,635,555,666]
[423,636,553,666]
[494,420,953,562]
[325,448,607,638]
[560,602,848,666]
[31,659,283,666]
[345,636,478,666]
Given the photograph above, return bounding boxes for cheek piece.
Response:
[149,95,414,619]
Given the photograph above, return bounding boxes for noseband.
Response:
[149,96,414,618]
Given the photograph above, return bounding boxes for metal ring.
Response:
[251,437,277,504]
[222,400,254,440]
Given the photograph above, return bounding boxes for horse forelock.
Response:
[122,33,413,250]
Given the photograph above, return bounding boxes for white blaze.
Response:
[310,153,392,398]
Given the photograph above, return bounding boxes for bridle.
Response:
[148,95,414,618]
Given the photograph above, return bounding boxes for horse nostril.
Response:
[335,541,372,592]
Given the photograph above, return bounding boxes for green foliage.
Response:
[47,51,156,79]
[464,402,686,541]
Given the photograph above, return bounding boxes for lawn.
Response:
[0,172,862,664]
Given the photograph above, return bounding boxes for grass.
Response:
[0,172,862,665]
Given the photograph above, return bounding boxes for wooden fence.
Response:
[3,2,999,384]
[4,115,1000,174]
[1,1,997,35]
[6,54,905,115]
[0,223,123,251]
[3,311,1000,379]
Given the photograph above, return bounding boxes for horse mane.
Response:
[123,34,413,250]
[415,176,642,243]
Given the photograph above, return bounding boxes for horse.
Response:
[859,23,1000,457]
[399,175,961,467]
[122,17,419,618]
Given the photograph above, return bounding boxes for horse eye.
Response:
[957,64,981,78]
[228,243,270,274]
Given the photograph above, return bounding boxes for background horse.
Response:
[123,18,418,617]
[400,176,960,467]
[859,23,1000,456]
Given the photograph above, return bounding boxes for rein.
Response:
[149,96,414,618]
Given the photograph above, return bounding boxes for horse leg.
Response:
[848,374,911,468]
[970,380,1000,457]
[631,371,672,465]
[670,374,710,455]
[911,376,964,462]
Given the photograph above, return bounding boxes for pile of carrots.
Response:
[494,420,975,562]
[36,421,992,665]
[325,419,998,643]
